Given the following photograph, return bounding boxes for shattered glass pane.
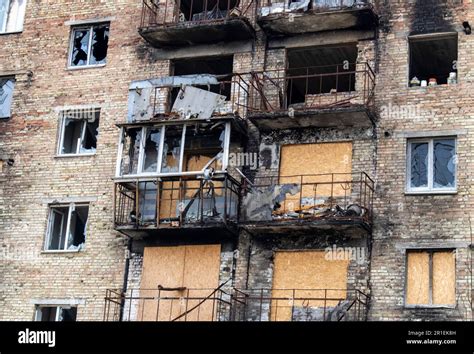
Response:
[90,24,109,65]
[59,307,77,322]
[143,128,161,173]
[121,128,142,175]
[434,139,455,188]
[80,118,99,154]
[67,205,88,250]
[71,28,90,66]
[38,307,58,321]
[161,125,183,173]
[62,119,83,154]
[410,142,428,188]
[0,78,14,119]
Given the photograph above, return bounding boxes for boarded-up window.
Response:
[271,251,349,321]
[139,245,221,321]
[0,78,14,119]
[278,142,352,212]
[406,250,456,306]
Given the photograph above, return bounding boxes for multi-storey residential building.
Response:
[0,0,472,322]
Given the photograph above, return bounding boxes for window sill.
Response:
[0,30,23,36]
[55,153,96,158]
[67,64,106,71]
[41,250,83,254]
[404,305,456,310]
[405,190,457,196]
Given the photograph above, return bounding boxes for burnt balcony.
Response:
[139,0,256,47]
[114,174,241,238]
[104,287,369,321]
[258,0,377,37]
[246,63,376,130]
[241,172,374,235]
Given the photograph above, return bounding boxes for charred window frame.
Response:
[57,108,100,156]
[44,203,89,252]
[68,23,110,68]
[0,0,27,34]
[406,137,457,193]
[34,305,77,321]
[0,76,14,119]
[408,33,458,86]
[116,122,231,177]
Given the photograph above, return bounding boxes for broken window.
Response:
[45,203,88,251]
[59,109,100,155]
[0,77,14,119]
[409,33,458,86]
[172,56,233,100]
[118,122,231,176]
[406,250,456,306]
[407,138,456,192]
[286,44,358,105]
[35,306,77,321]
[69,23,109,67]
[0,0,27,33]
[178,0,238,22]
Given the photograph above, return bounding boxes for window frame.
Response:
[57,109,100,156]
[44,203,89,252]
[0,0,27,34]
[406,137,457,194]
[67,23,109,69]
[34,305,77,321]
[0,76,15,119]
[116,122,231,178]
[404,249,456,308]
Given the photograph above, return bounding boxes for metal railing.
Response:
[104,287,369,321]
[243,172,374,225]
[246,63,376,114]
[141,0,255,28]
[258,0,373,16]
[147,75,250,119]
[114,174,241,229]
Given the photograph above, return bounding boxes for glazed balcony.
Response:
[139,0,256,47]
[103,287,369,321]
[246,63,376,130]
[257,0,377,37]
[241,172,374,235]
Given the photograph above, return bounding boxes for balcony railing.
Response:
[242,172,374,226]
[114,174,241,229]
[246,63,376,115]
[104,287,369,321]
[141,0,255,28]
[258,0,373,17]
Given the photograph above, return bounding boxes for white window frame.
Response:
[116,122,231,178]
[67,23,109,69]
[0,0,27,34]
[44,203,88,252]
[406,137,457,194]
[57,110,99,156]
[34,305,77,321]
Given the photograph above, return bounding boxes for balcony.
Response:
[103,287,369,321]
[114,174,241,237]
[241,172,374,235]
[139,0,256,47]
[257,0,377,37]
[246,63,376,130]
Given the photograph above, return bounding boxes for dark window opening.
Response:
[60,109,100,155]
[36,306,77,322]
[171,56,234,101]
[46,204,88,251]
[70,24,110,67]
[179,0,239,22]
[286,44,358,105]
[409,34,458,86]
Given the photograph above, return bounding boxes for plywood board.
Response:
[139,245,221,321]
[432,251,456,305]
[406,252,430,305]
[279,143,353,210]
[271,251,349,321]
